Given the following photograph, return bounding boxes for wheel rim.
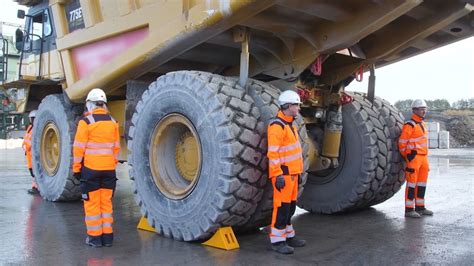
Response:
[40,122,61,176]
[149,113,202,200]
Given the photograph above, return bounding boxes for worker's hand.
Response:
[406,150,417,162]
[73,172,81,181]
[275,175,285,191]
[298,174,302,185]
[28,168,34,178]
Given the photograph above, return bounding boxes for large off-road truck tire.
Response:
[235,79,310,231]
[364,94,405,206]
[298,92,390,213]
[31,94,81,201]
[128,71,265,241]
[351,93,393,208]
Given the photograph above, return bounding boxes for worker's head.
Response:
[28,110,37,124]
[278,90,301,117]
[411,99,427,118]
[86,88,107,112]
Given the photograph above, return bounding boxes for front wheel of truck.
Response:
[31,94,81,201]
[128,71,264,241]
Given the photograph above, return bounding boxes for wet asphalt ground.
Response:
[1,148,473,265]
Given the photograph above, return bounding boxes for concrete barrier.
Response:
[427,122,440,149]
[438,131,450,149]
[429,139,439,149]
[428,131,439,140]
[427,122,440,132]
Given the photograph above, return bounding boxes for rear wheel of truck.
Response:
[366,94,405,206]
[298,92,390,213]
[128,71,264,241]
[31,94,81,201]
[235,79,310,231]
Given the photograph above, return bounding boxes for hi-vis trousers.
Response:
[269,174,299,244]
[405,155,429,211]
[81,167,117,243]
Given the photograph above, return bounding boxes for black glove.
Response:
[298,174,302,185]
[29,168,34,178]
[275,175,285,191]
[73,172,81,181]
[406,150,417,162]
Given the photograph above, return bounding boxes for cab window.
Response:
[24,9,53,52]
[28,9,52,40]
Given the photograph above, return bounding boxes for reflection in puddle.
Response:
[429,156,474,177]
[429,157,449,176]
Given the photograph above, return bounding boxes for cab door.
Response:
[21,7,63,81]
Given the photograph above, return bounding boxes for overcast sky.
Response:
[347,37,474,105]
[1,1,472,105]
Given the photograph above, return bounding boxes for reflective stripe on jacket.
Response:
[398,114,428,156]
[23,125,33,168]
[267,111,303,177]
[73,108,120,172]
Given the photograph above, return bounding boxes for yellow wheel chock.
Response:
[137,216,156,232]
[137,216,239,250]
[202,226,239,250]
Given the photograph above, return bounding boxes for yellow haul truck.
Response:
[1,0,472,241]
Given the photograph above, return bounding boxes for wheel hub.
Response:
[308,138,346,185]
[175,132,199,181]
[40,122,61,176]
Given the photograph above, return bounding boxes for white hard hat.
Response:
[411,99,427,108]
[278,90,301,106]
[28,110,37,118]
[86,88,107,103]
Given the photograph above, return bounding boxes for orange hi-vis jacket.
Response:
[73,108,120,173]
[398,114,428,157]
[22,125,33,168]
[267,111,303,178]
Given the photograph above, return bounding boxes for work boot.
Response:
[405,210,422,218]
[416,208,434,216]
[85,236,102,248]
[287,237,306,248]
[102,233,113,247]
[27,187,40,195]
[271,242,294,255]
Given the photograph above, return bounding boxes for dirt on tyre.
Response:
[31,94,81,201]
[128,71,265,241]
[298,92,390,213]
